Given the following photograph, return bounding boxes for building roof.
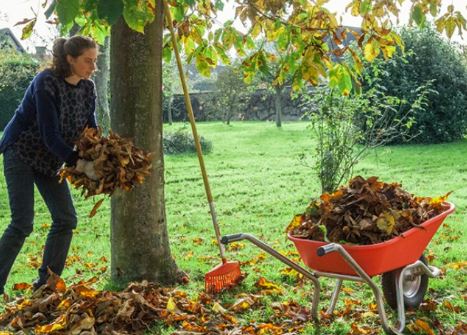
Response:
[0,27,26,53]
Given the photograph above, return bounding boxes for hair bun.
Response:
[52,37,67,58]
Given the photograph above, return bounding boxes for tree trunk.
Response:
[274,86,283,127]
[109,2,180,285]
[224,102,232,125]
[225,95,236,125]
[95,36,110,132]
[167,95,173,125]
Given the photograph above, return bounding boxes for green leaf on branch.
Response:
[214,0,224,11]
[56,0,80,25]
[172,6,185,22]
[21,19,36,40]
[329,64,352,96]
[97,0,123,25]
[60,20,75,36]
[429,2,438,17]
[214,44,230,65]
[123,0,155,34]
[81,21,110,45]
[359,0,371,15]
[195,54,211,77]
[412,5,425,26]
[183,36,195,55]
[162,45,172,63]
[363,40,380,62]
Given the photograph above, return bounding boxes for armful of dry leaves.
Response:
[59,127,152,200]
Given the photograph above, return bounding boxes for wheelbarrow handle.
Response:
[317,243,339,256]
[221,234,244,244]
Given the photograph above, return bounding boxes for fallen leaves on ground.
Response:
[287,176,451,244]
[444,261,467,270]
[408,319,436,335]
[59,127,152,199]
[0,274,314,335]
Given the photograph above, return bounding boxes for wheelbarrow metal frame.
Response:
[221,233,442,335]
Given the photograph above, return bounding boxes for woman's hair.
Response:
[50,36,97,77]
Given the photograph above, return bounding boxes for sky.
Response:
[1,0,466,52]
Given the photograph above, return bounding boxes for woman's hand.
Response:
[75,159,98,180]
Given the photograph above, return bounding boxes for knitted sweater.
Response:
[0,69,97,176]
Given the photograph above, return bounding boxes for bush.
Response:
[362,27,467,143]
[301,82,431,193]
[0,51,40,130]
[163,129,212,155]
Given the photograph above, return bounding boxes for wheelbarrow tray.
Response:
[288,202,455,277]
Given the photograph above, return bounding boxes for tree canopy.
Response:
[22,1,467,95]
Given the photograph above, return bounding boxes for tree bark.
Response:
[274,86,283,127]
[167,95,173,125]
[225,95,236,125]
[95,36,110,132]
[109,2,180,285]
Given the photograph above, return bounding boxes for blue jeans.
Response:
[0,148,77,294]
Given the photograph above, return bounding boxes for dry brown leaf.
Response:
[12,283,32,291]
[413,319,435,335]
[230,296,256,312]
[88,198,105,218]
[255,277,283,295]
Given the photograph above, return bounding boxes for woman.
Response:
[0,35,99,294]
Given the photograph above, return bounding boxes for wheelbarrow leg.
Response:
[327,279,343,314]
[221,233,321,321]
[317,243,405,335]
[394,261,442,330]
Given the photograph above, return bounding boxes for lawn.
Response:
[0,121,465,334]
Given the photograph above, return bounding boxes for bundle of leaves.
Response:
[163,129,212,155]
[0,273,312,334]
[59,128,152,198]
[287,176,450,245]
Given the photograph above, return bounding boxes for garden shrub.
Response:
[0,51,39,130]
[362,27,467,143]
[163,129,212,155]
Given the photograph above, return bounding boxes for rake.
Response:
[163,0,242,293]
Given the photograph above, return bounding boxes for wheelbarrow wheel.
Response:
[382,255,429,310]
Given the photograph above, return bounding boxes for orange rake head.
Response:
[205,259,242,294]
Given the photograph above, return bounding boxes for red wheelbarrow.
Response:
[221,202,455,335]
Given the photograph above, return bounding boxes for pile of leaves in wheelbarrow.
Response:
[287,176,451,245]
[0,273,313,334]
[59,127,153,199]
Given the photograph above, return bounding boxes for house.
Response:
[0,27,26,53]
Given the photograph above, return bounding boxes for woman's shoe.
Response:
[32,278,46,291]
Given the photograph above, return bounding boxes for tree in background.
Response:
[162,59,177,125]
[249,41,294,127]
[362,27,467,143]
[215,65,251,124]
[95,36,111,132]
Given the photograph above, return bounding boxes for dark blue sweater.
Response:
[0,69,97,174]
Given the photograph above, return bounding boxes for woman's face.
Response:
[67,48,98,79]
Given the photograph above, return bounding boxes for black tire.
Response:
[382,255,429,310]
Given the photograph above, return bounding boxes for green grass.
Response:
[0,121,465,334]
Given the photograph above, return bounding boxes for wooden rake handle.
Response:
[162,0,226,262]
